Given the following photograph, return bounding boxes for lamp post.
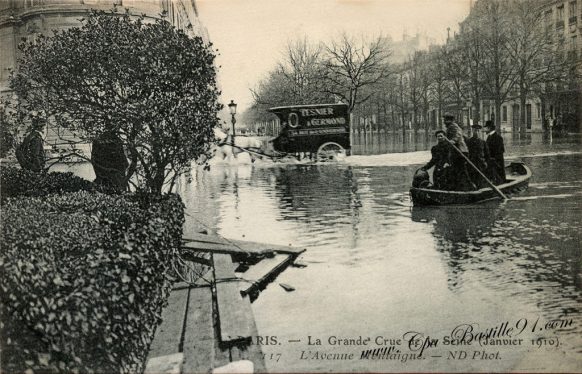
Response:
[228,99,237,140]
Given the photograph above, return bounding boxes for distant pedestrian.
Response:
[16,117,46,172]
[466,123,490,189]
[484,120,505,184]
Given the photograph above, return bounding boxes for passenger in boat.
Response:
[466,123,490,189]
[420,130,450,190]
[444,114,476,191]
[484,120,506,184]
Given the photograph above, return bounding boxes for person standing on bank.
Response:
[420,130,451,190]
[91,129,129,191]
[16,117,46,172]
[466,123,490,189]
[484,120,506,184]
[443,113,475,191]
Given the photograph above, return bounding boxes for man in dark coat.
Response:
[443,113,475,191]
[16,117,46,172]
[466,123,490,189]
[484,120,506,184]
[421,130,450,190]
[91,130,128,191]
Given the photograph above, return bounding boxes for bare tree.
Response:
[248,36,333,122]
[427,47,448,130]
[321,34,392,113]
[441,41,468,121]
[277,37,328,104]
[456,17,487,127]
[506,0,567,134]
[476,0,518,129]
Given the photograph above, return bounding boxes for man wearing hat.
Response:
[16,117,46,172]
[443,113,468,153]
[466,123,490,188]
[484,120,506,183]
[443,113,475,191]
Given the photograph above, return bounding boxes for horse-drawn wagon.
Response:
[267,103,351,161]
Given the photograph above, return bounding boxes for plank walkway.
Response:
[146,255,266,374]
[146,232,307,373]
[213,253,255,343]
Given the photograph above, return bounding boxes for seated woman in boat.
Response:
[420,130,451,190]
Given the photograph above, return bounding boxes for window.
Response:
[502,106,508,122]
[558,4,565,19]
[569,1,577,16]
[571,35,578,51]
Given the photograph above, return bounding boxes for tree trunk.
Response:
[473,91,481,127]
[519,86,527,136]
[494,99,502,131]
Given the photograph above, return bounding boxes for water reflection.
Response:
[411,203,501,290]
[177,144,582,371]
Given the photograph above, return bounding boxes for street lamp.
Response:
[228,99,237,140]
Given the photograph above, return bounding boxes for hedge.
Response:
[0,191,185,373]
[0,166,99,201]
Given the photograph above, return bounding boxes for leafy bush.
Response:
[9,9,221,193]
[0,191,185,373]
[0,166,99,201]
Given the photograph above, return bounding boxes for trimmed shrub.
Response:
[0,166,98,201]
[0,191,185,373]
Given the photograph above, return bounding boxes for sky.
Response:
[196,0,472,114]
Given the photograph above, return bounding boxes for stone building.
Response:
[536,0,582,132]
[466,0,581,133]
[0,0,209,95]
[0,0,209,153]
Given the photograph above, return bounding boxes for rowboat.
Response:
[410,162,532,206]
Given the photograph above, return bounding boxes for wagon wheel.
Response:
[316,142,345,162]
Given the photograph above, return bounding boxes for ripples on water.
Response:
[172,137,582,372]
[178,145,582,371]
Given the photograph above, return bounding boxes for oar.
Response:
[447,140,508,201]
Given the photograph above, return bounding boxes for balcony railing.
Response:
[556,19,565,29]
[569,16,577,25]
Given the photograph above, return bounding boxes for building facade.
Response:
[471,0,581,133]
[537,0,582,132]
[0,0,209,95]
[0,0,209,151]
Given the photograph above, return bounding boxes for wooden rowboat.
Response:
[410,162,532,206]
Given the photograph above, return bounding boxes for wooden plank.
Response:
[213,254,254,343]
[182,239,304,256]
[183,233,306,256]
[182,286,215,374]
[182,241,254,254]
[147,288,189,359]
[144,353,183,374]
[238,254,293,296]
[183,232,233,245]
[228,320,267,373]
[228,238,306,255]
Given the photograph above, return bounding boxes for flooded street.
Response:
[53,135,582,372]
[178,135,582,372]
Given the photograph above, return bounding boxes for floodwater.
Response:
[54,133,582,372]
[178,133,582,373]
